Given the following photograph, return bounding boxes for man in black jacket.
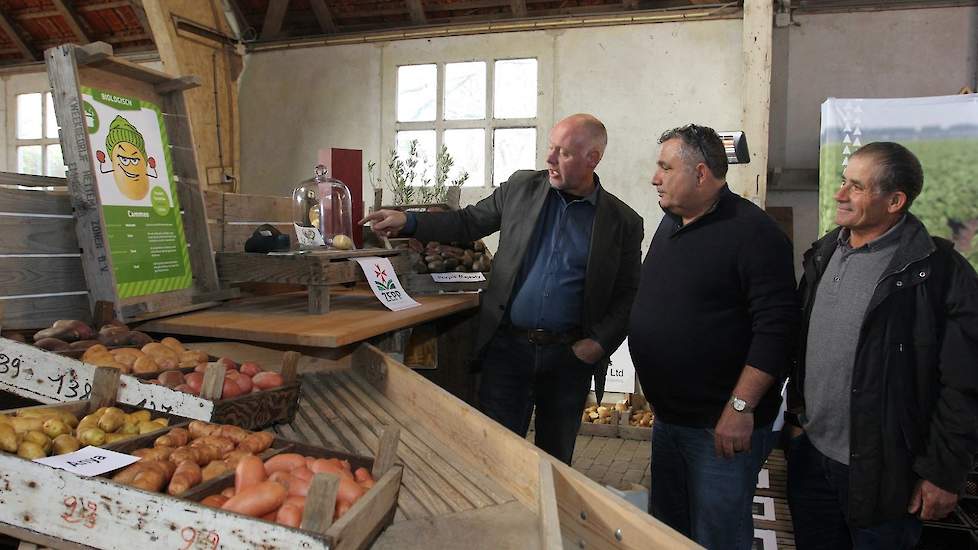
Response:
[361,114,643,464]
[629,124,799,550]
[785,142,978,550]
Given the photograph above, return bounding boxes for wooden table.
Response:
[137,288,479,348]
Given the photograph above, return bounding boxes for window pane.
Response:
[443,129,485,187]
[444,62,486,121]
[46,144,66,177]
[17,146,43,175]
[45,92,59,139]
[395,130,436,186]
[493,128,537,185]
[397,64,436,122]
[17,93,42,139]
[494,59,537,119]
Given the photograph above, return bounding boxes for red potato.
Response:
[200,494,228,508]
[276,504,303,528]
[157,369,185,388]
[284,495,306,509]
[221,486,236,498]
[335,500,351,520]
[354,467,375,489]
[222,481,287,517]
[185,371,204,393]
[287,475,312,497]
[217,357,239,370]
[291,467,313,481]
[173,384,196,394]
[264,453,306,475]
[235,374,254,394]
[268,471,293,491]
[240,362,262,377]
[252,372,284,390]
[262,511,277,521]
[337,477,365,507]
[194,363,209,373]
[235,454,267,494]
[221,377,244,398]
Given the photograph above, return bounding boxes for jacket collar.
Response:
[807,213,935,277]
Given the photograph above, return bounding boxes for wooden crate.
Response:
[618,405,654,441]
[0,433,402,550]
[578,403,619,437]
[0,337,300,431]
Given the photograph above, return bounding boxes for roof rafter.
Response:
[0,11,37,61]
[309,0,338,34]
[262,0,291,39]
[406,0,427,24]
[51,0,92,43]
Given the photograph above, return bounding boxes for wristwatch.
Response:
[729,395,753,413]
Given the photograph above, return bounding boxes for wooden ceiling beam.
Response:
[406,0,427,24]
[0,10,37,61]
[309,0,338,33]
[50,0,92,43]
[128,1,155,36]
[262,0,290,39]
[510,0,527,17]
[623,0,641,8]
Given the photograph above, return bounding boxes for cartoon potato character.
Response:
[96,115,157,200]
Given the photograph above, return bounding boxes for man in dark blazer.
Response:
[361,113,643,464]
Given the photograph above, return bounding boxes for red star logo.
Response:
[374,264,388,283]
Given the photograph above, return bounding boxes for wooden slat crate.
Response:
[0,337,300,431]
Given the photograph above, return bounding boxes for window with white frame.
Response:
[395,58,538,188]
[15,92,66,177]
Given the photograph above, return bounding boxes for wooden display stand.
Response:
[45,42,234,324]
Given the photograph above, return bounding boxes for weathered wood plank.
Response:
[0,294,91,330]
[262,0,290,39]
[0,256,86,296]
[0,216,79,254]
[204,190,223,220]
[0,187,71,215]
[538,461,562,550]
[0,172,66,188]
[216,249,410,285]
[47,44,119,316]
[325,466,402,550]
[309,0,339,33]
[222,192,292,222]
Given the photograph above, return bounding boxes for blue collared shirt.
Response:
[508,179,600,331]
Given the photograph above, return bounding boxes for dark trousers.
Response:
[478,331,594,464]
[786,433,922,550]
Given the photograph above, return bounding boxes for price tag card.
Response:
[430,272,487,283]
[34,446,139,477]
[353,257,421,311]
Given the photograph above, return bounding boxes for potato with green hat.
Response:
[98,115,157,200]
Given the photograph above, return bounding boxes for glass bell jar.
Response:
[292,165,354,250]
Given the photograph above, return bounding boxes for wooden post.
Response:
[89,366,120,409]
[309,284,331,314]
[200,363,226,400]
[371,425,400,479]
[281,350,301,383]
[741,0,774,206]
[301,472,341,533]
[538,459,563,550]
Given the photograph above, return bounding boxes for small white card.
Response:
[294,223,326,247]
[33,446,140,477]
[430,272,487,283]
[353,257,421,311]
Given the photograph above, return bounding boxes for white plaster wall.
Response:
[239,19,745,252]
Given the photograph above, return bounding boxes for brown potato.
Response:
[17,441,46,459]
[141,343,178,370]
[82,344,110,362]
[157,369,186,388]
[127,331,154,347]
[53,320,95,340]
[68,339,101,350]
[23,431,51,454]
[52,434,81,455]
[160,337,185,353]
[132,355,161,374]
[98,326,131,347]
[78,428,106,446]
[34,337,70,351]
[42,418,69,439]
[0,424,19,452]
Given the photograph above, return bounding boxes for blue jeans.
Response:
[786,433,922,550]
[649,417,775,550]
[478,331,594,464]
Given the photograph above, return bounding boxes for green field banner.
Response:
[819,95,978,269]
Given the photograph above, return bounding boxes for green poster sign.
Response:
[83,86,192,298]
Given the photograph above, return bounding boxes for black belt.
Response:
[504,326,584,346]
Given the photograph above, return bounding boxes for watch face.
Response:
[732,398,747,411]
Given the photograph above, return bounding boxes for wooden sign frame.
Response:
[45,42,231,323]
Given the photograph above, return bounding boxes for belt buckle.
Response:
[527,329,549,345]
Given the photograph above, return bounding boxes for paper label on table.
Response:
[33,446,139,477]
[353,257,421,311]
[430,272,487,283]
[294,223,326,247]
[0,337,215,420]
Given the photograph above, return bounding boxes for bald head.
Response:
[558,113,608,159]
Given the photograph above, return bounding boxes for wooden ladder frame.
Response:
[45,42,232,324]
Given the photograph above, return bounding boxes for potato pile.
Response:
[0,406,169,460]
[198,452,375,526]
[629,403,654,428]
[112,420,274,496]
[414,241,492,274]
[146,357,285,398]
[582,404,616,425]
[81,337,208,375]
[32,319,153,353]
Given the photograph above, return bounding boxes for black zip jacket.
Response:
[787,213,978,527]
